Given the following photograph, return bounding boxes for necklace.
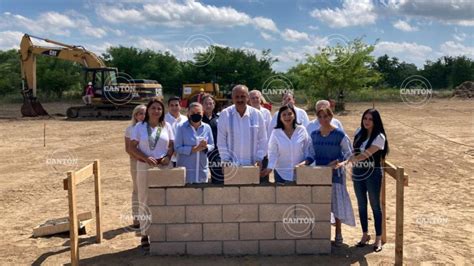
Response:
[147,123,162,150]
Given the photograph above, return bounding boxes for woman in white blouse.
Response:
[130,98,175,251]
[260,105,312,183]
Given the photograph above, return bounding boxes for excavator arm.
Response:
[19,34,107,116]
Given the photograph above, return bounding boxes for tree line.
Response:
[0,39,472,102]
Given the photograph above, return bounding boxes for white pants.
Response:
[130,158,138,219]
[136,160,171,236]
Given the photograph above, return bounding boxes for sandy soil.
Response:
[0,99,473,265]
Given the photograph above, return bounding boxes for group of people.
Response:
[124,84,389,254]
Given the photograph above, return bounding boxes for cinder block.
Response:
[295,239,331,254]
[223,205,258,222]
[295,166,332,185]
[311,186,332,203]
[276,186,312,203]
[259,204,295,222]
[295,204,331,222]
[150,242,185,255]
[166,188,202,205]
[203,223,238,240]
[240,186,275,203]
[275,222,313,239]
[259,240,295,255]
[186,205,222,223]
[148,188,165,205]
[223,241,258,255]
[146,224,165,241]
[166,224,202,241]
[203,187,239,204]
[187,241,222,255]
[239,222,274,240]
[148,167,185,187]
[150,206,185,224]
[312,222,331,239]
[223,166,260,185]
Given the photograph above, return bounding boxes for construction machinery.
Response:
[180,82,231,111]
[20,34,163,118]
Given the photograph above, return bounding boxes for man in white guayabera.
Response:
[217,85,267,167]
[306,99,345,135]
[268,92,310,136]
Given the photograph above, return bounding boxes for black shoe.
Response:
[355,235,371,247]
[141,236,150,251]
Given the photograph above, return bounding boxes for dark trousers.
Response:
[353,168,383,236]
[260,156,269,183]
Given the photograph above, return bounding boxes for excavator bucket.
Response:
[21,93,48,117]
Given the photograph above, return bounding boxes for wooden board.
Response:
[33,212,92,237]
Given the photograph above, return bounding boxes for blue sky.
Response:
[1,0,473,71]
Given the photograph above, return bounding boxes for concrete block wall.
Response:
[146,166,332,255]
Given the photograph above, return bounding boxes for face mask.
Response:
[190,113,202,123]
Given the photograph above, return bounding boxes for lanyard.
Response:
[147,124,162,150]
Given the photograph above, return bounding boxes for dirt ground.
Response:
[0,99,473,265]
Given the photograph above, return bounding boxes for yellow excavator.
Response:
[20,34,163,118]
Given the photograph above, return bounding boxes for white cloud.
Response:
[137,38,170,52]
[260,32,275,41]
[385,0,474,26]
[281,29,310,42]
[0,11,109,38]
[253,16,278,32]
[374,41,434,66]
[310,0,376,28]
[440,41,474,57]
[96,0,279,37]
[0,30,23,50]
[393,19,418,32]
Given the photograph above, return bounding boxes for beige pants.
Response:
[130,158,138,219]
[136,160,171,237]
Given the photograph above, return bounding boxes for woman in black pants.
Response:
[350,109,389,252]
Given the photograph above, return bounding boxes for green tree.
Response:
[290,38,381,110]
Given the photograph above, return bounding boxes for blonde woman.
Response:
[124,104,146,228]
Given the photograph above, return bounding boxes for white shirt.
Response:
[165,112,187,162]
[217,105,267,165]
[125,124,133,138]
[268,106,310,136]
[354,128,386,152]
[255,106,272,133]
[306,117,344,135]
[267,125,312,181]
[131,121,174,158]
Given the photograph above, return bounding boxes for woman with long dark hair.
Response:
[260,105,312,184]
[130,98,175,251]
[350,108,389,252]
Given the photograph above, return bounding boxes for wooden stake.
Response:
[67,171,79,266]
[395,167,405,266]
[93,160,102,243]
